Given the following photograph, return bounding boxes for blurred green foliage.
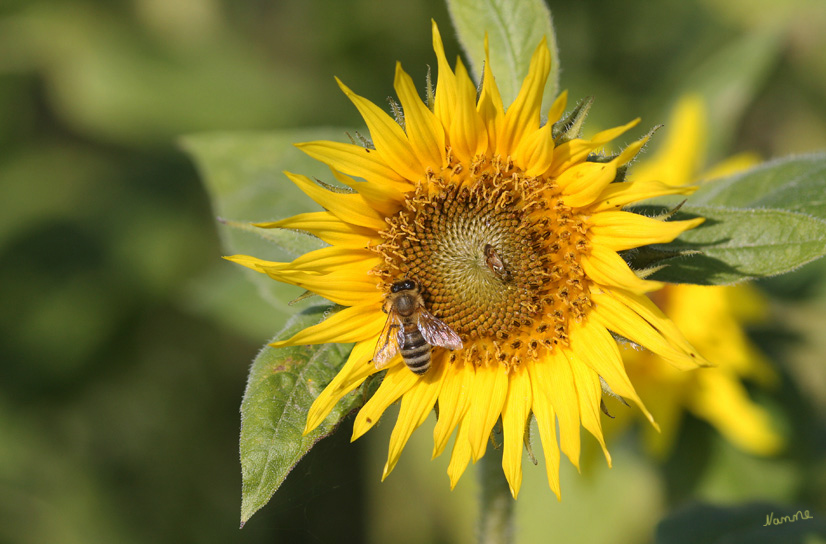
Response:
[1,0,825,542]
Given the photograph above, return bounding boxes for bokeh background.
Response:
[2,0,826,542]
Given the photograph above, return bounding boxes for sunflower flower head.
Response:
[228,22,708,499]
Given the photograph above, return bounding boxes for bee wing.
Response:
[417,309,463,351]
[373,310,403,369]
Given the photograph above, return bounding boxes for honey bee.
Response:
[373,279,463,375]
[484,244,512,282]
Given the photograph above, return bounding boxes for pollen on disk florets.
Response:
[373,151,594,366]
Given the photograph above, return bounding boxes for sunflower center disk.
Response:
[375,155,593,366]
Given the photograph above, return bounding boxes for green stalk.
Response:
[477,446,514,544]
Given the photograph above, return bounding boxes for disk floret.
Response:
[373,154,592,367]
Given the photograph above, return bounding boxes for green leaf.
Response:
[181,128,352,329]
[649,206,826,285]
[690,154,826,219]
[655,502,826,544]
[239,305,358,526]
[446,0,560,114]
[640,154,826,285]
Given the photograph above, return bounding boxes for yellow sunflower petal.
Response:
[329,169,404,217]
[559,135,650,209]
[285,172,387,230]
[352,363,419,441]
[226,247,379,278]
[272,303,385,347]
[296,140,410,189]
[588,210,704,251]
[689,370,783,455]
[260,268,382,307]
[547,90,568,125]
[433,359,475,458]
[591,290,701,370]
[534,349,581,470]
[336,77,424,183]
[567,352,612,465]
[526,359,561,499]
[497,38,551,156]
[549,118,641,177]
[447,416,473,489]
[223,254,274,273]
[254,211,378,248]
[558,160,618,208]
[467,362,509,461]
[394,62,447,171]
[431,21,458,132]
[382,359,448,480]
[581,245,663,294]
[476,35,505,152]
[606,287,708,367]
[501,367,532,498]
[515,122,555,177]
[304,340,379,433]
[592,180,698,212]
[283,245,380,273]
[449,59,488,164]
[569,318,657,430]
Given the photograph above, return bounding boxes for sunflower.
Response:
[228,22,707,499]
[620,96,783,457]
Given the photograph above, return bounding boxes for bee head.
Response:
[391,279,417,293]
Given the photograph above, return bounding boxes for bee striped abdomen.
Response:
[400,325,431,374]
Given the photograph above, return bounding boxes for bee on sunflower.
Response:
[227,21,708,499]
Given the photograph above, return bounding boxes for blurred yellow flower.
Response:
[228,23,707,498]
[621,96,783,457]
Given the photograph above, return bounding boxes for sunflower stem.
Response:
[477,446,514,544]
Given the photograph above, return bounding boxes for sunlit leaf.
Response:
[648,206,826,285]
[690,154,826,218]
[239,305,358,526]
[181,128,351,329]
[446,0,560,113]
[635,154,826,285]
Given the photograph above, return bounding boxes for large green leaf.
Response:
[446,0,560,114]
[690,154,826,218]
[637,154,826,285]
[239,305,359,526]
[648,206,826,285]
[181,128,351,330]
